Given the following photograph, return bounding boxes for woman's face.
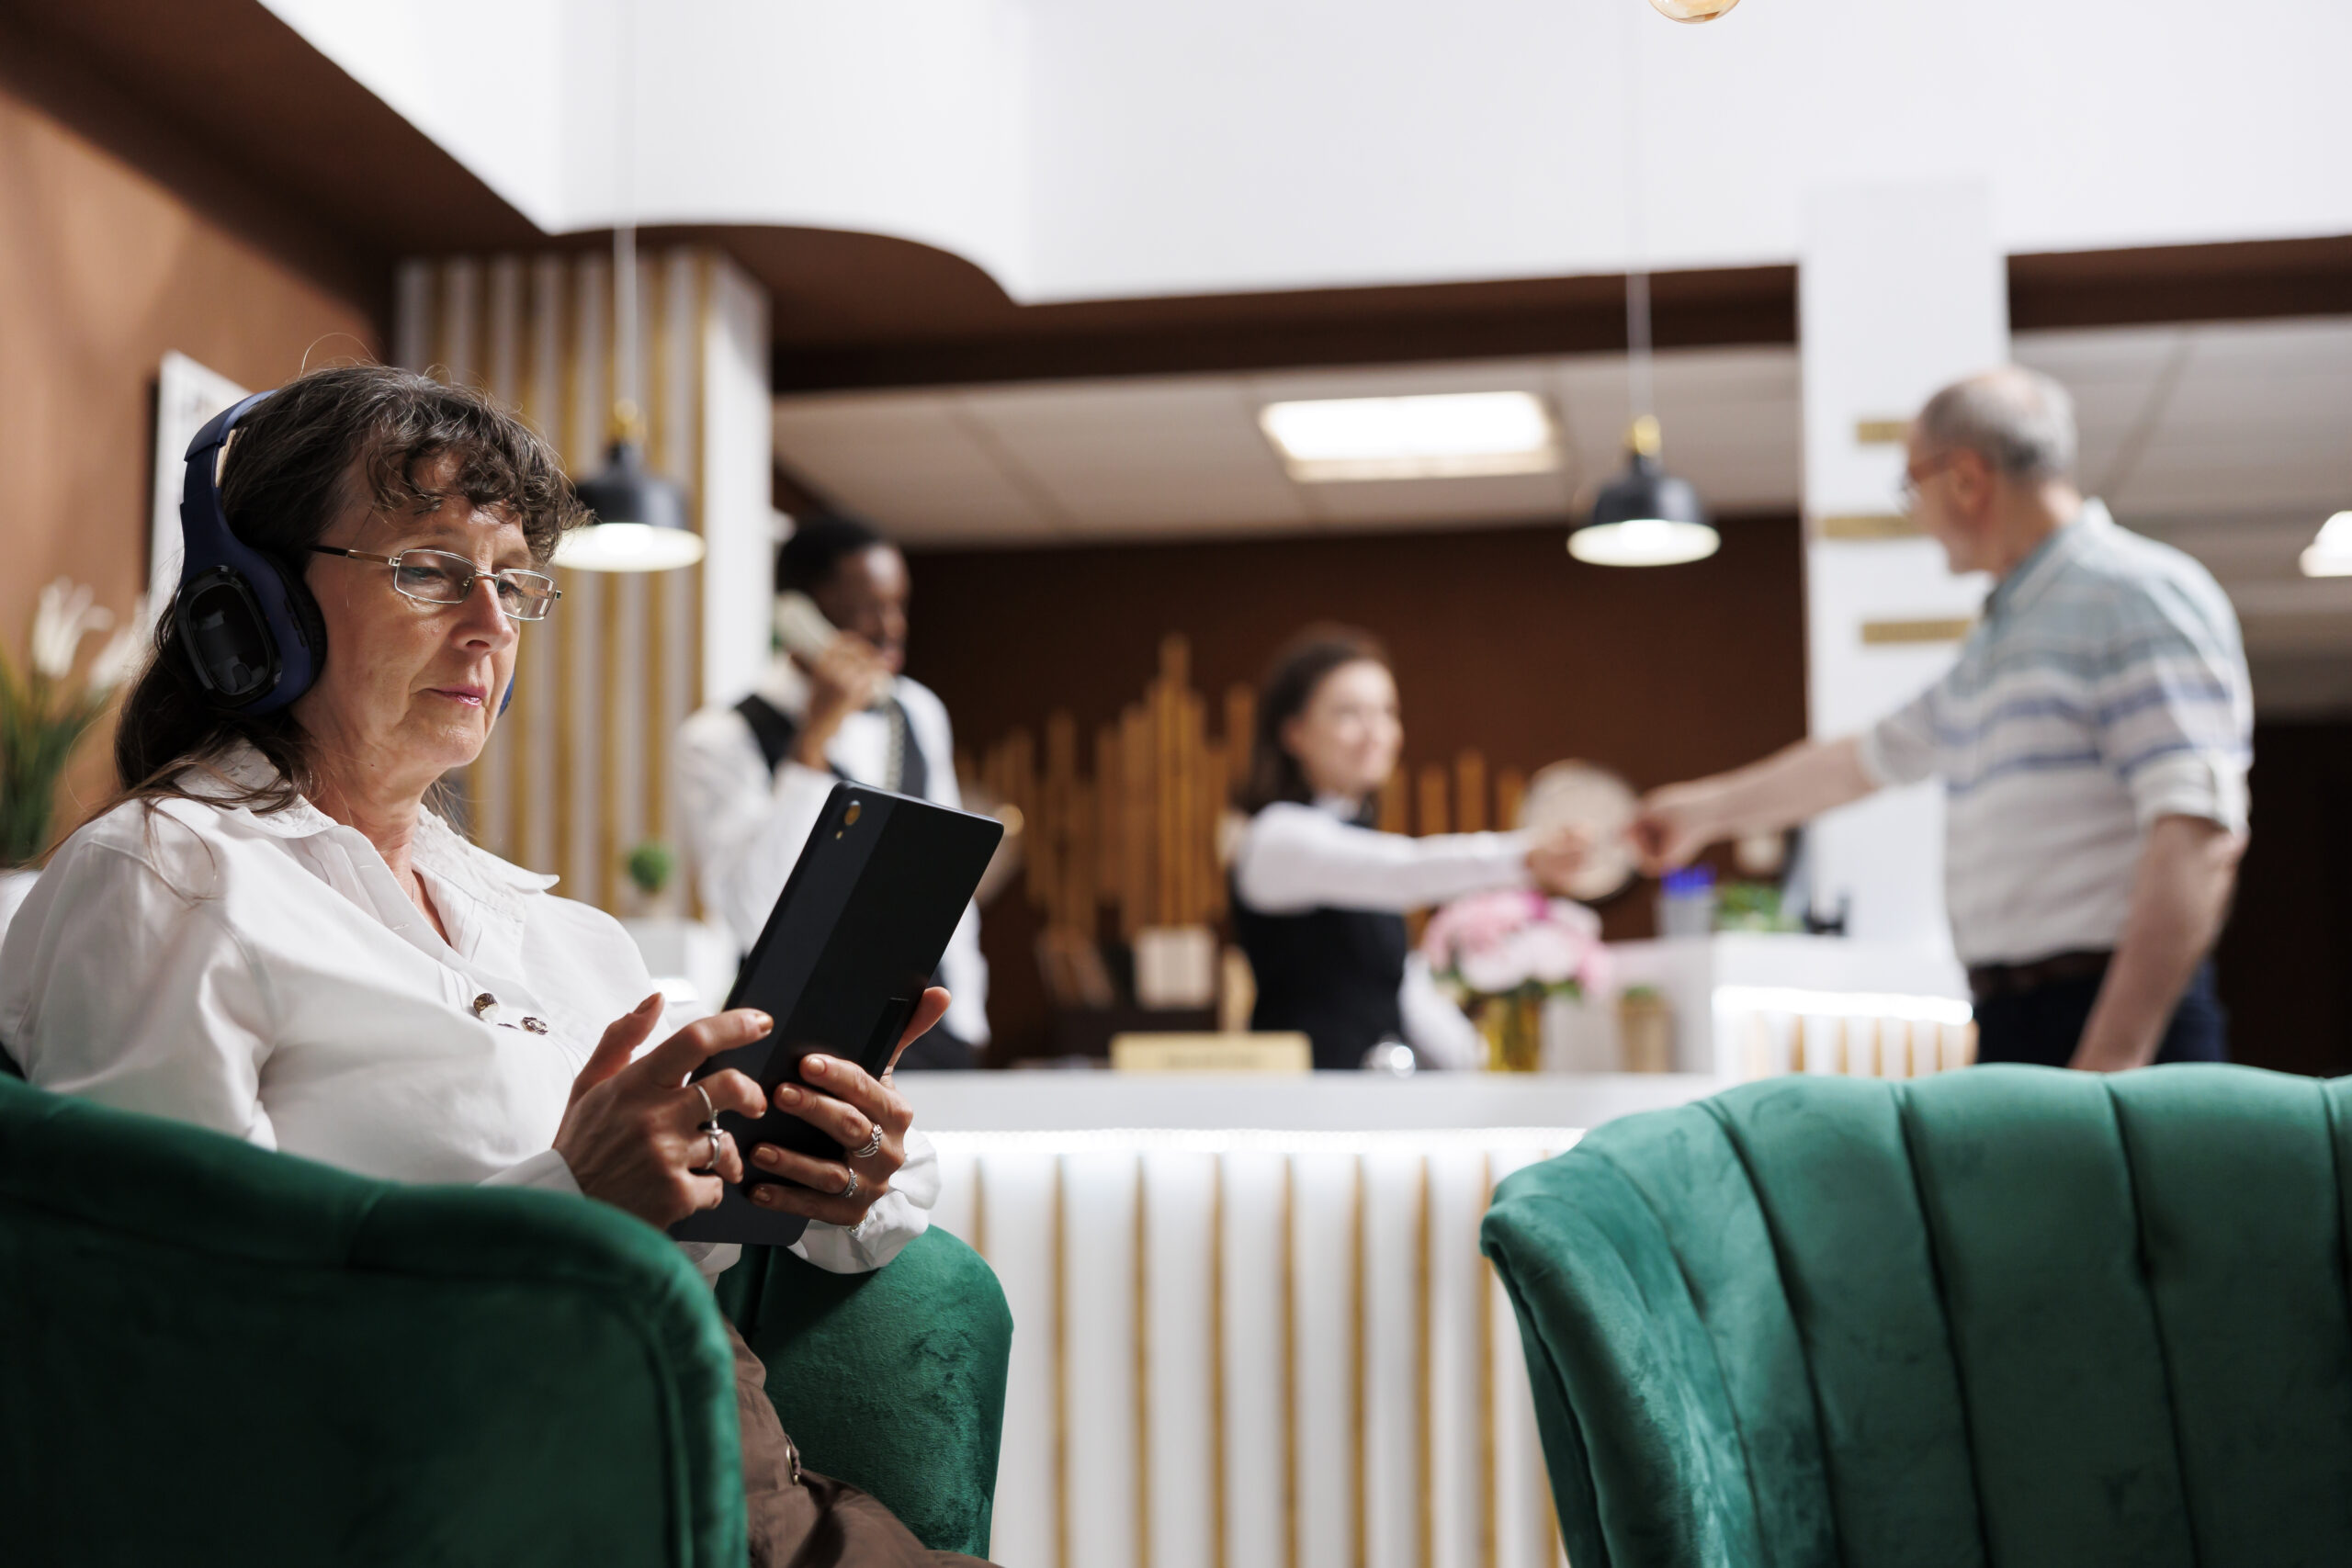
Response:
[292,452,527,801]
[1281,659,1403,803]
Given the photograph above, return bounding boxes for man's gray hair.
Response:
[1915,367,2078,483]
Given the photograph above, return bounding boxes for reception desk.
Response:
[894,935,1971,1568]
[902,1073,1719,1568]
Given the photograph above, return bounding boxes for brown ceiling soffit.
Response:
[1,0,543,269]
[2008,234,2352,331]
[764,261,1799,391]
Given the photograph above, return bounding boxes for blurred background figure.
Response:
[1230,626,1592,1071]
[676,515,989,1068]
[1633,368,2252,1071]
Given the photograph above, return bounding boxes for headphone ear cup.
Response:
[266,552,329,701]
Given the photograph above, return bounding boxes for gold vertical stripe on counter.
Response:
[1417,1158,1434,1568]
[1479,1154,1497,1568]
[1053,1156,1070,1568]
[1351,1156,1367,1568]
[1538,1150,1560,1568]
[1282,1156,1298,1568]
[1134,1160,1152,1568]
[1210,1156,1228,1568]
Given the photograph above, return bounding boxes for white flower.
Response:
[29,578,112,681]
[87,596,151,692]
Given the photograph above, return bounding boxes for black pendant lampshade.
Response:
[560,433,705,572]
[1568,416,1720,567]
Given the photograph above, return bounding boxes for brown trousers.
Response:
[728,1321,992,1568]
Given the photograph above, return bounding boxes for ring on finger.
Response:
[840,1169,861,1201]
[692,1081,716,1125]
[699,1126,723,1171]
[850,1122,885,1160]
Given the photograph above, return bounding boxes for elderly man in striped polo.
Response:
[1632,367,2251,1070]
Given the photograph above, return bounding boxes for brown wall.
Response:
[902,515,1809,1055]
[0,68,379,823]
[2214,723,2352,1078]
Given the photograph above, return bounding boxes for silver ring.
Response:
[692,1081,716,1125]
[840,1169,861,1201]
[851,1122,885,1160]
[704,1126,723,1171]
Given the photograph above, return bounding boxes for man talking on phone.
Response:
[676,513,989,1068]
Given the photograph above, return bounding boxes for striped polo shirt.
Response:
[1858,501,2252,968]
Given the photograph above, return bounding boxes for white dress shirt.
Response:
[0,746,935,1282]
[675,655,990,1048]
[1232,796,1534,1069]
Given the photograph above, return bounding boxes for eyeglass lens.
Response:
[391,550,559,621]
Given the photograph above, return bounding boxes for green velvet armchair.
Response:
[0,1071,1010,1566]
[1482,1065,2352,1568]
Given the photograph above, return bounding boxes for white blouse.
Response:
[0,746,934,1281]
[674,655,990,1048]
[1231,797,1535,1070]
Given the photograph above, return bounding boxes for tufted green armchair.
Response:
[1482,1065,2352,1568]
[0,1070,1009,1566]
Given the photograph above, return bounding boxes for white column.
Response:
[1799,179,2007,957]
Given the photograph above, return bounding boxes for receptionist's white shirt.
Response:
[0,746,934,1282]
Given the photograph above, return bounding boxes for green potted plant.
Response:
[1,581,146,935]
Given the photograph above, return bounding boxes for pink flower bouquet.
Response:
[1421,888,1611,1005]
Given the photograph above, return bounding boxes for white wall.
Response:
[266,0,2352,304]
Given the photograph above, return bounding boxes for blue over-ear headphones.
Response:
[177,390,514,716]
[175,391,322,714]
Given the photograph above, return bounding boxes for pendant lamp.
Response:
[1566,17,1719,569]
[554,14,700,577]
[557,223,702,573]
[1569,414,1719,567]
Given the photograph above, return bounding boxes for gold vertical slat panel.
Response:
[391,245,729,904]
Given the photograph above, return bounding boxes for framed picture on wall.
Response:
[149,352,250,617]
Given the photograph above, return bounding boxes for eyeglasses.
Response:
[1897,451,1964,514]
[309,547,561,622]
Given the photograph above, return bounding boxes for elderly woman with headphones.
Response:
[0,366,978,1567]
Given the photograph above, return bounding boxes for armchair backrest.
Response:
[1483,1065,2352,1568]
[0,1074,746,1566]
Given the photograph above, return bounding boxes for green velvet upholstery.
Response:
[1481,1065,2352,1568]
[718,1231,1012,1559]
[0,1071,1011,1565]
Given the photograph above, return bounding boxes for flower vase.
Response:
[1477,989,1546,1073]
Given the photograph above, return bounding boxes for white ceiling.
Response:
[774,314,2352,709]
[774,345,1804,546]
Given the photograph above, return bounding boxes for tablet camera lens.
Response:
[844,801,862,827]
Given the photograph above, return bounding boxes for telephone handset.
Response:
[775,591,896,705]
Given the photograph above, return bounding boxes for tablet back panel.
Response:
[672,784,1001,1247]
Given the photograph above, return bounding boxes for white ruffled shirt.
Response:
[1231,795,1534,1069]
[0,747,934,1281]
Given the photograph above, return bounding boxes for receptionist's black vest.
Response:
[733,692,925,799]
[1229,811,1408,1071]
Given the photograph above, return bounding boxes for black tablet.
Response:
[668,782,1002,1247]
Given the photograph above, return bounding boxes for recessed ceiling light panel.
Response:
[1259,391,1558,482]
